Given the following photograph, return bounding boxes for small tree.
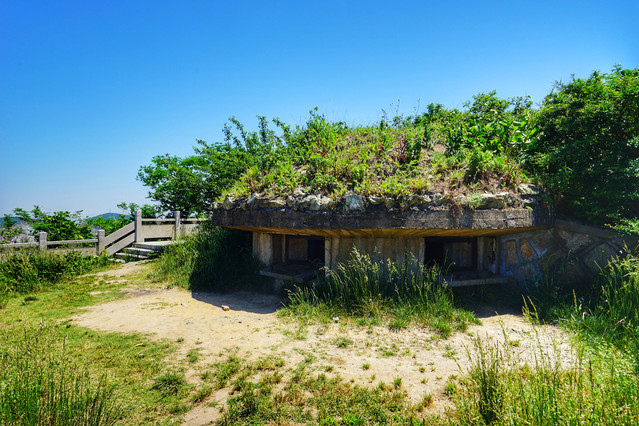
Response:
[13,207,93,241]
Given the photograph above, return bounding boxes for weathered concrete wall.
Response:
[327,236,424,268]
[500,220,639,284]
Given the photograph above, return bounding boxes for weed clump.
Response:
[283,249,477,336]
[0,323,121,425]
[451,333,639,425]
[0,249,112,297]
[151,223,266,292]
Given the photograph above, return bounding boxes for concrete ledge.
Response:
[210,206,552,236]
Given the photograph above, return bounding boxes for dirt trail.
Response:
[72,262,573,424]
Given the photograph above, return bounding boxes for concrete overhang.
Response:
[209,205,553,237]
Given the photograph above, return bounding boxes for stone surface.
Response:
[368,196,386,206]
[518,183,542,196]
[210,205,552,233]
[343,194,365,212]
[533,232,552,252]
[293,187,306,198]
[471,193,515,209]
[286,196,296,208]
[453,195,469,208]
[557,229,593,252]
[520,239,535,259]
[505,240,519,266]
[261,198,286,209]
[222,196,235,210]
[407,195,432,206]
[246,193,259,207]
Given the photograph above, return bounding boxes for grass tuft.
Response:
[282,249,478,336]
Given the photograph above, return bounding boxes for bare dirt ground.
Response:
[72,262,574,425]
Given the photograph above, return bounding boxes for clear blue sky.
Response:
[1,0,637,217]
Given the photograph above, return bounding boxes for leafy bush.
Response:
[0,249,112,295]
[13,206,93,241]
[151,222,266,292]
[527,66,639,224]
[0,323,121,425]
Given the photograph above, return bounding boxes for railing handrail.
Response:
[0,210,207,255]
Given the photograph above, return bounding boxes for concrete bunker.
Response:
[211,190,553,287]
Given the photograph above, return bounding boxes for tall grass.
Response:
[151,223,266,292]
[0,323,122,425]
[571,248,639,363]
[450,330,639,425]
[284,249,477,336]
[0,249,112,297]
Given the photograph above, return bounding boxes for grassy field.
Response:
[2,245,639,424]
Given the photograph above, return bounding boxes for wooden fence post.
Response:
[38,232,47,250]
[97,229,105,254]
[174,210,181,239]
[134,210,143,243]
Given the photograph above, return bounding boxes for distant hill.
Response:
[91,212,129,220]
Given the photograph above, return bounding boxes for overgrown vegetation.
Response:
[0,324,122,425]
[137,66,638,229]
[282,249,478,337]
[202,352,437,425]
[527,66,639,225]
[449,329,639,425]
[0,249,112,297]
[151,222,266,292]
[444,249,639,424]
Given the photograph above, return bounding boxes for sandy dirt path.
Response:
[72,262,573,424]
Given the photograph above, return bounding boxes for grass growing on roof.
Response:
[224,108,533,202]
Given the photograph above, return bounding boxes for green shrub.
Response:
[527,67,639,225]
[152,371,188,397]
[151,223,266,292]
[0,324,121,425]
[0,249,112,295]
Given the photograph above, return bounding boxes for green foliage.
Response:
[86,215,131,236]
[0,214,23,243]
[137,154,214,216]
[210,353,431,425]
[0,323,122,425]
[152,371,188,397]
[14,206,93,241]
[0,249,112,295]
[116,201,159,219]
[527,66,639,224]
[138,116,287,215]
[450,335,639,425]
[609,217,639,235]
[151,222,266,292]
[283,249,478,337]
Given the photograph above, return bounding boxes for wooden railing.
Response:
[0,210,206,256]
